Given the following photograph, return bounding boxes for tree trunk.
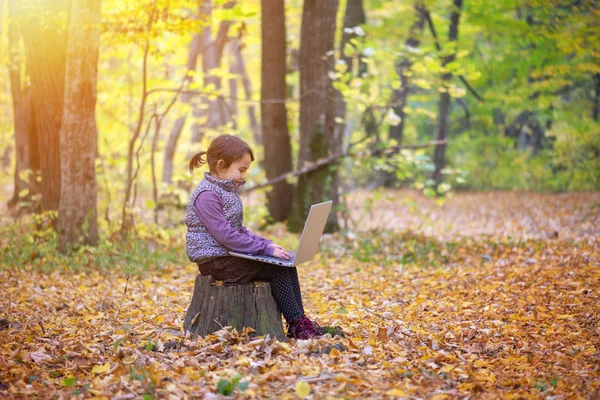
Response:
[432,0,463,189]
[593,73,600,121]
[227,40,239,129]
[150,116,162,224]
[7,1,39,210]
[190,1,234,145]
[332,0,366,197]
[183,274,286,341]
[229,37,261,145]
[383,2,426,187]
[162,4,208,184]
[20,0,69,212]
[261,0,294,222]
[333,0,366,153]
[57,0,101,252]
[288,0,341,233]
[388,2,426,148]
[163,115,186,184]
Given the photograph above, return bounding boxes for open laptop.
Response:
[229,200,333,267]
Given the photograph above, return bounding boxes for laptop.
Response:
[229,200,333,267]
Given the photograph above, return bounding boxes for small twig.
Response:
[213,319,225,330]
[360,307,400,326]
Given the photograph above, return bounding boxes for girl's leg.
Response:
[289,268,304,312]
[254,264,305,324]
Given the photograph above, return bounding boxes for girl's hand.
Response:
[269,243,292,260]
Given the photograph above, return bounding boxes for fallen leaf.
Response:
[295,380,311,398]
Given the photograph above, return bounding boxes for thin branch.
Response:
[424,9,484,103]
[243,140,447,193]
[145,85,326,105]
[456,98,470,119]
[121,8,154,233]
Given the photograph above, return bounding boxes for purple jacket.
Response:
[194,191,274,256]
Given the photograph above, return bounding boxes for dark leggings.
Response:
[254,263,305,323]
[197,257,305,323]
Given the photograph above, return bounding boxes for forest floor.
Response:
[1,190,599,399]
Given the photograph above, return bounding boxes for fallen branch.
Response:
[243,140,447,193]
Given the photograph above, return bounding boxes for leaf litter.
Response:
[1,191,599,398]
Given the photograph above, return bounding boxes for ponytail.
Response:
[189,151,207,173]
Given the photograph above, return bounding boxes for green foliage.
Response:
[0,214,187,272]
[448,125,599,191]
[216,373,248,395]
[326,230,459,268]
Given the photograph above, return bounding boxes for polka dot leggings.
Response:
[197,256,305,323]
[253,263,305,323]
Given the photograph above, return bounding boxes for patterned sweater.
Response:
[185,172,271,265]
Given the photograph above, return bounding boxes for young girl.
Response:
[186,134,322,340]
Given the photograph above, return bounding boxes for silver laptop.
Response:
[229,200,333,267]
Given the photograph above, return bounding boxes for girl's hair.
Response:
[189,134,255,174]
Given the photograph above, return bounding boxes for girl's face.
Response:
[214,152,252,185]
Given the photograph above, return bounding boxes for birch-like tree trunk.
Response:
[432,0,463,188]
[190,0,234,145]
[389,1,426,147]
[229,37,261,145]
[333,0,366,152]
[7,1,38,210]
[20,0,69,212]
[57,0,101,252]
[593,73,600,121]
[261,0,294,222]
[384,1,426,187]
[288,0,340,233]
[162,115,186,184]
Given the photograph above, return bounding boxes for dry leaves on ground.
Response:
[1,191,599,399]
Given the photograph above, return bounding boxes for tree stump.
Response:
[183,274,286,341]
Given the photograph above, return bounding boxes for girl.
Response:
[186,134,322,340]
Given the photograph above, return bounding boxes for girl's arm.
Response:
[239,226,273,245]
[194,192,274,256]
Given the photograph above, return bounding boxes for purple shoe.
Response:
[287,316,323,340]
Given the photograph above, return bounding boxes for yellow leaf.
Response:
[92,362,111,374]
[295,381,311,399]
[386,388,406,397]
[329,347,342,358]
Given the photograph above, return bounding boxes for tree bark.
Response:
[383,2,426,187]
[593,73,600,122]
[57,0,101,252]
[7,1,39,210]
[333,0,366,153]
[20,0,69,212]
[388,2,426,147]
[261,0,294,222]
[190,0,235,145]
[229,37,261,145]
[227,40,239,129]
[288,0,341,233]
[432,0,463,188]
[121,12,152,234]
[162,115,187,184]
[183,274,286,341]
